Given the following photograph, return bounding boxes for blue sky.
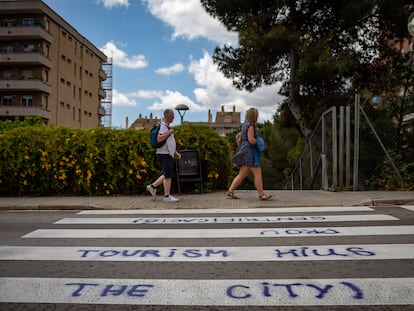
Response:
[43,0,284,128]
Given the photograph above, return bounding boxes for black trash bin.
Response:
[175,149,203,193]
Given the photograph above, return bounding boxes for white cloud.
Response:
[113,89,137,106]
[98,0,129,9]
[115,51,283,122]
[100,41,148,69]
[149,90,204,112]
[155,63,184,75]
[142,0,238,45]
[125,89,204,112]
[128,90,164,99]
[189,52,284,122]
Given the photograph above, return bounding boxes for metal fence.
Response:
[285,94,405,191]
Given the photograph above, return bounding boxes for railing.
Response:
[285,95,403,191]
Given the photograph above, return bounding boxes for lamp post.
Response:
[175,104,189,124]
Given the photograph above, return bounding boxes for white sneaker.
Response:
[146,184,157,197]
[163,195,179,203]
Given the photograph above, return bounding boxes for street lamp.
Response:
[175,104,189,124]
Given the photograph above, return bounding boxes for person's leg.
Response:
[250,166,272,200]
[227,166,249,199]
[163,178,172,196]
[146,175,163,197]
[152,175,164,187]
[161,155,179,202]
[146,155,167,197]
[250,166,263,194]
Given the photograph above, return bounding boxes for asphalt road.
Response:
[0,205,413,310]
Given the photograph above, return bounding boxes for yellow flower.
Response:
[128,169,133,175]
[59,172,67,181]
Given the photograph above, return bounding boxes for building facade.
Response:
[0,0,107,129]
[130,105,241,136]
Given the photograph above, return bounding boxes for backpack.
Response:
[150,123,169,148]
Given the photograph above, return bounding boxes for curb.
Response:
[355,198,414,206]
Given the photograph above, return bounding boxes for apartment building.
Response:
[0,0,108,129]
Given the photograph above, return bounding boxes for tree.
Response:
[201,0,412,138]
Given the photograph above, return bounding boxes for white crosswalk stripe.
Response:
[1,205,413,309]
[1,244,413,261]
[1,277,414,306]
[54,214,398,224]
[22,225,414,238]
[78,206,375,214]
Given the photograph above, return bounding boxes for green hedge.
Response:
[0,124,232,196]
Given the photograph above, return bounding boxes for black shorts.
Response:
[156,154,174,179]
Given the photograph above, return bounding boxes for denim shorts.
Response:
[156,154,174,179]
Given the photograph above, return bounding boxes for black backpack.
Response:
[150,123,169,148]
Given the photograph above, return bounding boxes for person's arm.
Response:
[157,127,173,142]
[247,125,257,145]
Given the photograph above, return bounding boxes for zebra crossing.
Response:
[0,205,413,309]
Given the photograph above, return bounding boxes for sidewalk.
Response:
[0,190,413,210]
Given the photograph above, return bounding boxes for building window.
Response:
[44,44,49,57]
[22,18,36,26]
[4,19,16,27]
[22,43,35,52]
[3,71,13,80]
[43,96,48,109]
[21,70,34,80]
[45,19,50,31]
[21,96,33,107]
[3,44,13,53]
[1,96,12,106]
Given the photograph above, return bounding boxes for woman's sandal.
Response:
[227,191,240,199]
[259,193,273,201]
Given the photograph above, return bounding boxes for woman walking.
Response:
[227,107,272,201]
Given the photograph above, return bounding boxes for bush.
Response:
[0,124,231,196]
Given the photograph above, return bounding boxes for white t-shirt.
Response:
[156,121,176,157]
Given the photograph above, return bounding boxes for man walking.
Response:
[147,109,181,202]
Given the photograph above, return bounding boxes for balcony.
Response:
[98,106,106,117]
[0,26,53,43]
[99,69,107,80]
[0,52,52,68]
[98,88,106,99]
[0,106,51,120]
[0,79,52,94]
